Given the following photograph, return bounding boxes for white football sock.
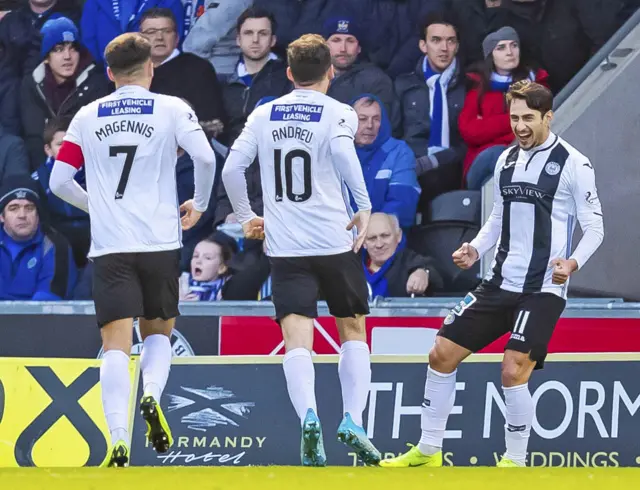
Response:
[100,349,131,446]
[503,384,533,466]
[283,348,317,425]
[338,340,371,427]
[140,334,172,402]
[418,366,457,455]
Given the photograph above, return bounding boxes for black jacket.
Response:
[20,59,111,170]
[222,58,292,145]
[214,159,262,227]
[0,125,30,187]
[150,52,226,124]
[450,0,510,67]
[221,240,271,301]
[367,247,444,297]
[394,57,466,166]
[503,0,624,93]
[0,75,20,136]
[327,62,401,135]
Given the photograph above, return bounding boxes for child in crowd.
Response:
[32,117,90,267]
[179,231,238,301]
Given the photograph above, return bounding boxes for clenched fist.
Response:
[452,243,479,270]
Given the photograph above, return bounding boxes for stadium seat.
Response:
[425,190,482,226]
[407,222,482,294]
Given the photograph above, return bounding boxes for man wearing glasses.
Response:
[139,8,226,140]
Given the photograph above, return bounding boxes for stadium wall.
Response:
[1,355,639,468]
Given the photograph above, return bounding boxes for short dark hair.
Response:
[287,34,331,86]
[140,7,177,31]
[236,6,277,34]
[104,33,152,77]
[506,80,553,115]
[202,233,237,266]
[43,117,71,146]
[420,11,458,41]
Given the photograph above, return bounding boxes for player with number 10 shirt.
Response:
[223,34,380,467]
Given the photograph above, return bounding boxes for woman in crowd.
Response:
[179,232,237,302]
[459,26,549,190]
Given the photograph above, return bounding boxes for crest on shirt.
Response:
[337,20,349,32]
[545,161,561,176]
[27,258,37,269]
[444,313,455,325]
[338,118,346,127]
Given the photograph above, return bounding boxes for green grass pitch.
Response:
[1,467,639,490]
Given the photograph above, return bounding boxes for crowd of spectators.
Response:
[0,0,632,301]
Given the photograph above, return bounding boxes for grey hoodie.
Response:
[182,0,253,80]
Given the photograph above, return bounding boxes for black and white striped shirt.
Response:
[470,133,604,298]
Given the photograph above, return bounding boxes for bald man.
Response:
[362,213,443,298]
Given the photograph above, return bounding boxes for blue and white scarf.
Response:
[490,71,536,92]
[237,52,278,86]
[423,57,458,152]
[187,276,227,301]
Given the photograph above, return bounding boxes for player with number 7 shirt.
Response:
[50,33,216,467]
[222,34,380,467]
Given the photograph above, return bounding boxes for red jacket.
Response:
[458,69,549,181]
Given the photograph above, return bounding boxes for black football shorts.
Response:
[438,281,566,369]
[269,251,370,320]
[92,249,180,327]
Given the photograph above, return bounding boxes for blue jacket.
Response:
[80,0,185,64]
[351,94,420,228]
[32,157,89,226]
[0,227,77,300]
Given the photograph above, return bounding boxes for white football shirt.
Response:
[228,89,371,257]
[470,133,604,298]
[64,85,206,258]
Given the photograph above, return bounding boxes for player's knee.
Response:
[281,314,314,350]
[501,353,531,387]
[428,345,454,373]
[139,318,174,339]
[428,336,465,373]
[100,319,134,353]
[336,316,366,343]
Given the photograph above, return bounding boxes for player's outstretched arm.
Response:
[50,141,89,213]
